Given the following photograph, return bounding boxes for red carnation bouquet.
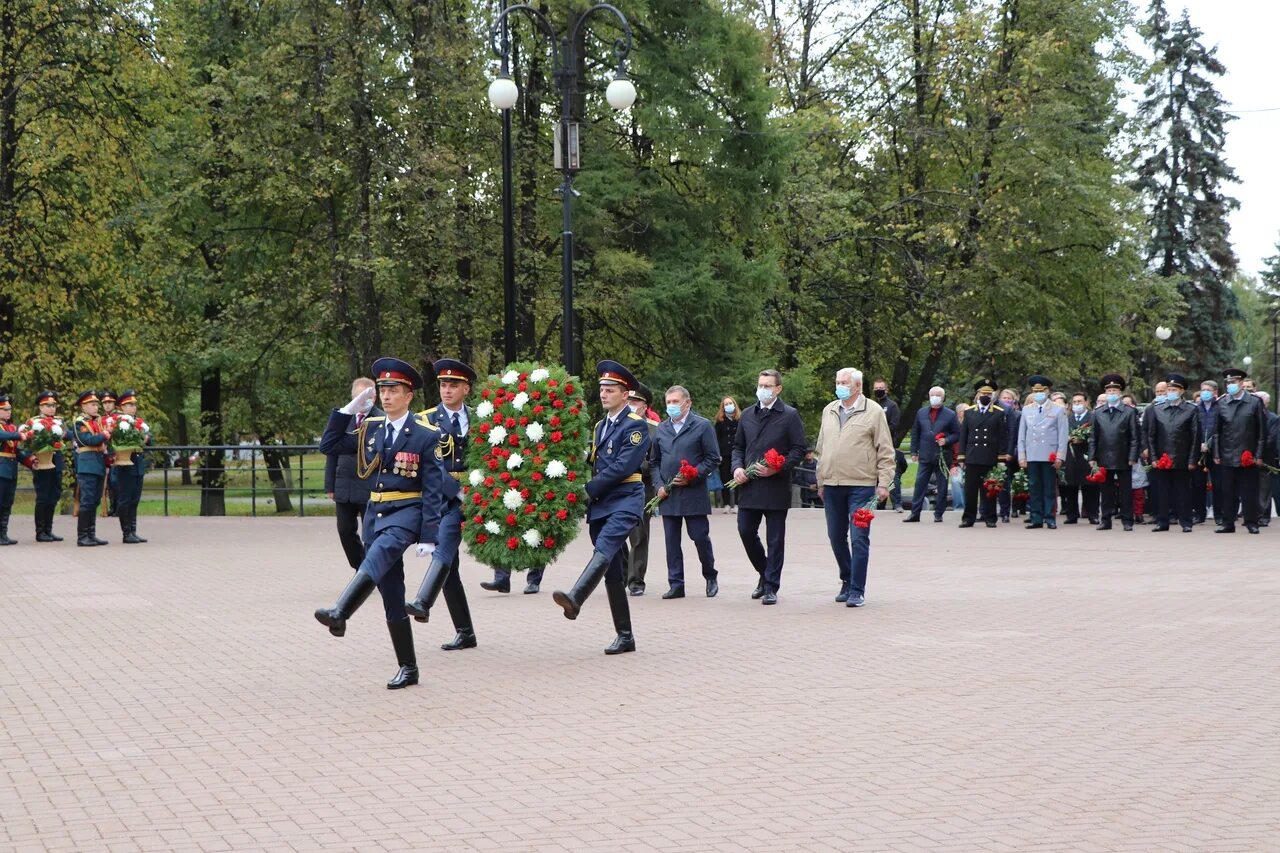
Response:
[982,462,1008,498]
[850,496,878,529]
[1085,462,1107,484]
[728,447,785,489]
[1241,451,1255,468]
[645,458,701,515]
[1154,453,1173,470]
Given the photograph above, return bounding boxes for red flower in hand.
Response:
[851,507,875,529]
[1155,453,1173,470]
[763,448,785,470]
[1241,451,1255,467]
[678,459,699,482]
[934,431,947,446]
[1048,452,1057,463]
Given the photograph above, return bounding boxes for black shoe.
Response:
[406,556,450,623]
[751,580,765,600]
[986,521,997,528]
[1063,518,1078,525]
[1246,524,1260,534]
[0,533,13,546]
[1215,525,1235,533]
[958,520,975,528]
[1151,524,1169,532]
[933,516,943,522]
[553,551,609,620]
[76,514,95,547]
[441,630,477,651]
[1122,522,1133,531]
[604,633,636,655]
[628,583,645,596]
[603,579,634,655]
[1026,522,1043,529]
[835,589,849,603]
[902,515,920,523]
[1000,515,1010,524]
[1088,517,1100,525]
[523,581,540,594]
[385,618,419,689]
[761,591,777,605]
[1046,520,1057,529]
[1181,525,1194,532]
[315,571,376,637]
[480,578,510,594]
[846,595,865,608]
[661,586,685,599]
[705,577,718,598]
[1097,521,1112,530]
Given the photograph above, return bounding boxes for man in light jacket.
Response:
[815,368,895,608]
[1017,374,1068,529]
[651,386,721,598]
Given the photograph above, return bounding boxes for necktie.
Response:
[451,412,461,438]
[385,422,395,448]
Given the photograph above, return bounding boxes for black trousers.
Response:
[1218,465,1260,526]
[0,477,15,516]
[910,460,949,519]
[1191,461,1220,521]
[961,463,997,524]
[1101,466,1133,523]
[662,514,716,586]
[737,507,787,593]
[1059,483,1099,521]
[1151,468,1192,528]
[334,500,367,570]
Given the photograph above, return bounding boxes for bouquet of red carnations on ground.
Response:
[728,447,785,490]
[645,458,701,515]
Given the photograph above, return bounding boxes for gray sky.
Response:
[1169,1,1280,278]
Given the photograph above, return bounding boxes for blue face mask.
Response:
[1106,393,1120,405]
[835,385,852,400]
[1165,391,1181,403]
[756,387,775,404]
[666,403,683,419]
[1226,383,1240,396]
[1033,392,1047,404]
[723,404,735,415]
[1199,390,1213,402]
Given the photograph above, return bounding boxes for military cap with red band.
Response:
[432,358,476,384]
[596,360,638,390]
[371,357,424,391]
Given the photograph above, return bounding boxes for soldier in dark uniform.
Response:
[1213,367,1268,534]
[324,378,378,570]
[112,390,152,544]
[315,357,448,689]
[29,391,66,542]
[0,393,22,545]
[405,358,478,651]
[100,390,121,517]
[956,381,1008,528]
[72,390,110,547]
[1089,374,1141,531]
[552,361,648,655]
[1060,393,1099,524]
[1144,374,1201,532]
[621,382,660,595]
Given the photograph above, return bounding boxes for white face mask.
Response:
[756,387,775,404]
[1071,403,1085,414]
[929,395,943,407]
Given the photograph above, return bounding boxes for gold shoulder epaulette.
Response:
[627,412,644,421]
[414,414,440,430]
[419,406,438,416]
[364,415,386,423]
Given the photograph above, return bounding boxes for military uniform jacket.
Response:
[1144,402,1202,469]
[0,422,25,480]
[324,407,382,504]
[318,409,445,544]
[957,404,1008,467]
[1213,392,1268,468]
[1017,401,1068,463]
[418,404,472,502]
[1063,409,1094,486]
[585,410,650,522]
[1088,405,1140,469]
[730,399,807,511]
[73,415,108,476]
[651,412,720,517]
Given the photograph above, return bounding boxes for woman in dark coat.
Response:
[714,396,740,512]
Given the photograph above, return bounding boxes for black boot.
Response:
[123,507,145,544]
[76,513,95,547]
[405,556,449,623]
[89,518,108,546]
[45,506,63,541]
[603,579,636,655]
[0,507,15,545]
[314,571,376,637]
[439,572,476,650]
[553,551,610,620]
[385,618,419,689]
[35,505,56,542]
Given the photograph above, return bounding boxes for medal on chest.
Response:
[393,451,420,477]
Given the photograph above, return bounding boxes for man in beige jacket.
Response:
[814,368,897,607]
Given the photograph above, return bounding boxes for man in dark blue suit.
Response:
[553,361,648,654]
[904,386,960,523]
[405,358,478,651]
[1192,379,1221,525]
[316,357,448,689]
[651,385,720,599]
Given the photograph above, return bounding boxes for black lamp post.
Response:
[488,3,636,377]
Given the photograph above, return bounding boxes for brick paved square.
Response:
[1,513,1277,851]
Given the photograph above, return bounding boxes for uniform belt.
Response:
[368,490,422,503]
[621,473,642,484]
[76,446,103,454]
[449,471,465,481]
[0,452,14,459]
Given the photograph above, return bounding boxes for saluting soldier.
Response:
[0,393,23,545]
[72,390,111,547]
[552,361,648,655]
[1213,367,1268,534]
[956,381,1008,528]
[100,390,121,517]
[1144,374,1201,532]
[315,358,448,689]
[29,391,66,542]
[405,358,478,652]
[1089,374,1141,531]
[112,390,151,544]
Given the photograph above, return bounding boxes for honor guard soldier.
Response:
[622,382,660,595]
[315,357,447,689]
[956,381,1009,528]
[552,361,649,655]
[0,393,22,545]
[405,358,478,651]
[100,390,120,517]
[1089,374,1142,530]
[72,390,110,547]
[112,390,151,543]
[1213,366,1268,534]
[29,391,66,542]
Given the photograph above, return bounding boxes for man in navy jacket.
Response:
[904,386,960,523]
[650,385,720,598]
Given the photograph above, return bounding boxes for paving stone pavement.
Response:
[1,511,1277,852]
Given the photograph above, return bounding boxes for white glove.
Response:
[339,386,376,415]
[415,543,435,559]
